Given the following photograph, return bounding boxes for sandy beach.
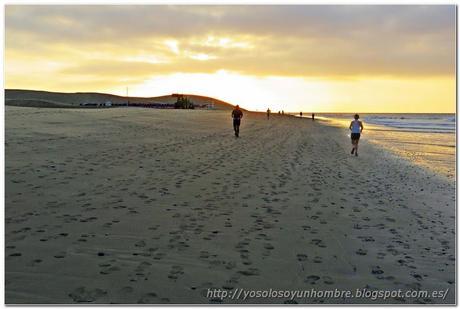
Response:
[5,106,455,304]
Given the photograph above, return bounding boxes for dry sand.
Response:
[5,106,455,304]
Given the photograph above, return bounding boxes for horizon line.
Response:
[5,88,455,114]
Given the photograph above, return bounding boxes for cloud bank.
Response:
[6,5,456,81]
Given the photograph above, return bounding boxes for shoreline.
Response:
[5,107,455,304]
[292,114,455,182]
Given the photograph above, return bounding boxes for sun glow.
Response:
[112,72,455,113]
[115,71,334,112]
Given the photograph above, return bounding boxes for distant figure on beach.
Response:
[232,105,244,137]
[349,114,364,156]
[282,110,284,115]
[267,108,271,120]
[300,112,303,118]
[278,111,281,115]
[312,113,315,121]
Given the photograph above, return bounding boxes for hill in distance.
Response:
[5,89,238,110]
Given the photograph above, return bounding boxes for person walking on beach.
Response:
[312,113,315,121]
[349,114,363,156]
[300,111,303,118]
[232,105,243,137]
[267,108,271,120]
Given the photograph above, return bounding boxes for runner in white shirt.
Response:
[349,114,364,156]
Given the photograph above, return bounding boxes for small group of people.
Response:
[231,105,364,157]
[298,111,315,120]
[266,109,315,121]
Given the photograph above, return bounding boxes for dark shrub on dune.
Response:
[174,96,195,109]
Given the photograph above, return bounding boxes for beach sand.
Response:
[5,106,455,304]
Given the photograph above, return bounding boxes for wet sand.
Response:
[5,106,455,304]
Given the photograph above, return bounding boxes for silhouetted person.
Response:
[300,112,303,118]
[312,113,315,121]
[349,114,364,156]
[232,105,243,137]
[267,108,271,120]
[278,111,281,115]
[282,110,284,115]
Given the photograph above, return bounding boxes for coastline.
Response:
[302,114,456,181]
[5,106,455,304]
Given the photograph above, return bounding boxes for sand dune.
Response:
[5,107,455,304]
[5,89,235,110]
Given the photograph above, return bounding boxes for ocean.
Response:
[302,113,456,180]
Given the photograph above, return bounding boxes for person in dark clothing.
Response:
[312,113,315,121]
[232,105,243,137]
[267,108,271,120]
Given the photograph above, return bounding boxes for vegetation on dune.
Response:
[174,96,195,109]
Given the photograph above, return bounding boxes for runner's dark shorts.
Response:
[233,119,241,126]
[351,133,360,141]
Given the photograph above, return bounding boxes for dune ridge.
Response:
[5,89,236,110]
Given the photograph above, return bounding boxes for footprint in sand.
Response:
[137,292,158,304]
[358,236,375,242]
[296,254,308,262]
[264,243,274,250]
[313,256,323,264]
[68,287,107,303]
[168,265,184,280]
[29,258,42,266]
[99,260,121,275]
[134,240,146,248]
[304,275,321,284]
[323,276,334,285]
[237,268,260,276]
[311,239,326,248]
[371,266,384,275]
[153,252,165,260]
[54,252,66,259]
[119,286,133,295]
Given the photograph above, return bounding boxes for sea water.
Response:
[311,113,456,180]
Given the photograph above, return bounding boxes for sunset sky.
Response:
[5,5,456,112]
